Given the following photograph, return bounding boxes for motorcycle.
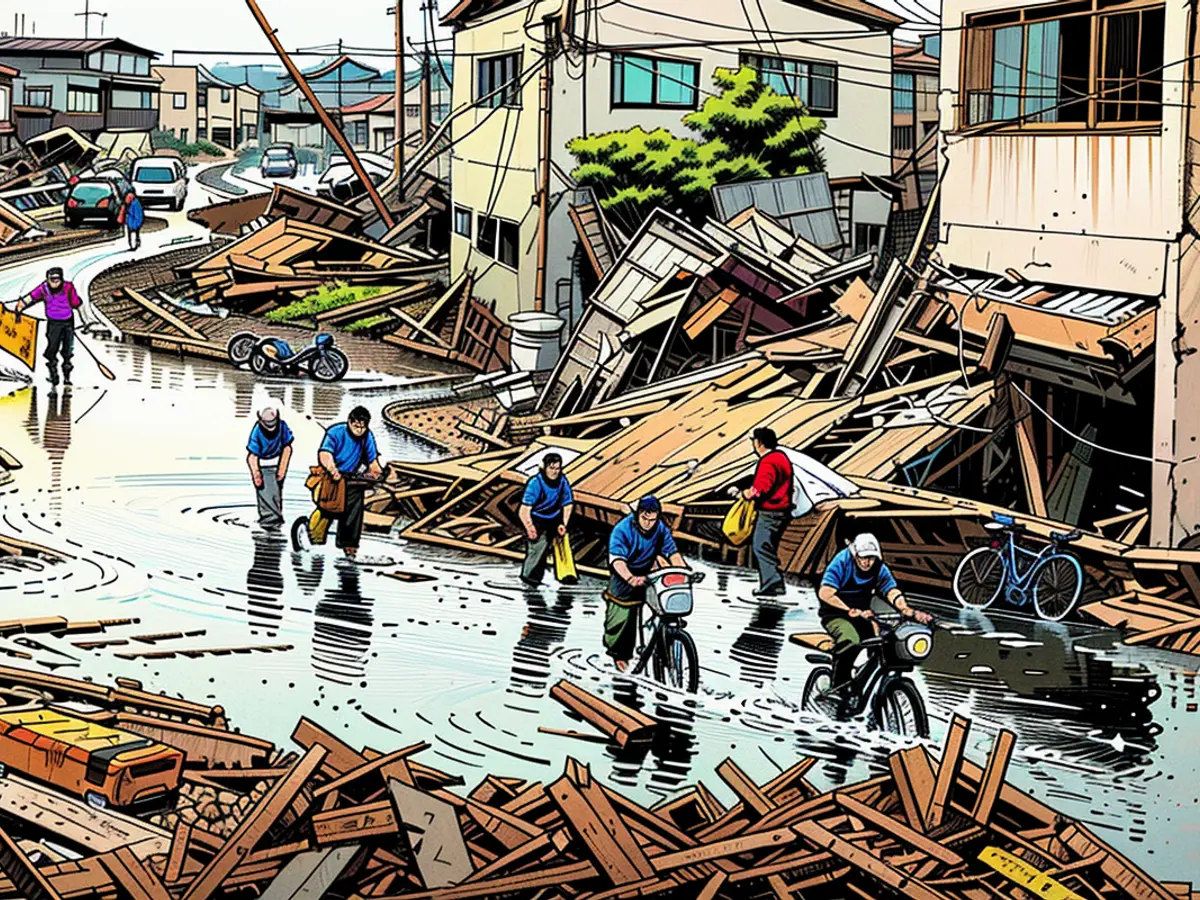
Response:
[227,332,350,383]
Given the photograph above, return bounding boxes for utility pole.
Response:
[75,0,106,39]
[533,16,559,314]
[245,0,395,228]
[420,45,432,144]
[389,2,405,202]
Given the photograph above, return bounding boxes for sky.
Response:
[0,0,448,69]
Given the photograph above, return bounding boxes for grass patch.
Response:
[265,283,393,323]
[343,313,394,333]
[151,130,224,158]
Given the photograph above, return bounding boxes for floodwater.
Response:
[0,344,1197,881]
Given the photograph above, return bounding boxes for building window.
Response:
[197,91,208,109]
[476,52,522,109]
[0,87,9,122]
[454,205,472,238]
[173,92,188,109]
[962,0,1164,129]
[854,223,883,255]
[346,120,367,145]
[135,56,150,77]
[198,126,207,140]
[740,52,837,115]
[922,119,938,135]
[221,89,231,103]
[405,104,421,117]
[86,52,102,71]
[245,125,257,140]
[67,89,100,114]
[893,124,915,151]
[476,213,519,268]
[893,72,915,112]
[180,128,189,142]
[611,53,699,109]
[112,89,153,109]
[25,87,50,107]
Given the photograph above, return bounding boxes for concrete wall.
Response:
[153,66,197,141]
[449,0,895,321]
[937,0,1188,296]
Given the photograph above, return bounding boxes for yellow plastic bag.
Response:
[553,533,579,585]
[722,498,757,546]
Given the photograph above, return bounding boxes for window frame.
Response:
[66,87,101,114]
[173,92,188,110]
[476,51,523,110]
[475,212,520,270]
[610,52,701,110]
[739,51,839,116]
[453,205,472,239]
[24,86,51,108]
[958,0,1165,134]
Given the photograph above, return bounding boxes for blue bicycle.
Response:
[952,513,1084,621]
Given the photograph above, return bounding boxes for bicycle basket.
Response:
[646,573,693,616]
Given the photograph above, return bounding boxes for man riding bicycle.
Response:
[818,533,932,713]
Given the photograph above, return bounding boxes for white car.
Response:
[132,158,187,211]
[316,152,392,203]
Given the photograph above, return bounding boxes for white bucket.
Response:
[508,312,565,372]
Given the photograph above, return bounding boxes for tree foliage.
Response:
[568,66,825,231]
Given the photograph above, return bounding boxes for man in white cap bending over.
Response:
[817,533,932,712]
[245,407,294,528]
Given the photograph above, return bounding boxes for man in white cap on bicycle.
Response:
[818,533,932,713]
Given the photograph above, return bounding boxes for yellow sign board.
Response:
[0,306,37,371]
[978,846,1084,900]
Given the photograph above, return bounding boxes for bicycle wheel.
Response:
[801,665,838,719]
[290,515,312,553]
[873,677,930,738]
[652,628,699,692]
[1032,553,1083,621]
[953,546,1006,610]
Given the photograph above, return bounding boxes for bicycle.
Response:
[952,512,1083,621]
[290,474,380,552]
[630,568,704,693]
[798,614,934,738]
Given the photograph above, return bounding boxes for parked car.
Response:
[90,167,135,199]
[316,152,391,203]
[132,157,187,211]
[261,145,298,179]
[64,179,121,229]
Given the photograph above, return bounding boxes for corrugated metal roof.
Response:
[711,174,843,250]
[0,37,158,58]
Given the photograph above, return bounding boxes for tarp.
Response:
[782,447,859,518]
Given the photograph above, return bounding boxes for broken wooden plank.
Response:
[1010,385,1048,518]
[979,313,1014,375]
[549,679,656,747]
[98,846,171,900]
[292,717,366,777]
[834,793,963,866]
[971,729,1016,826]
[181,744,328,900]
[116,713,274,769]
[311,742,429,798]
[793,820,954,900]
[1059,822,1177,900]
[715,759,774,817]
[257,845,361,900]
[927,713,970,829]
[889,747,934,833]
[0,820,63,900]
[120,288,208,341]
[389,779,474,888]
[311,801,397,845]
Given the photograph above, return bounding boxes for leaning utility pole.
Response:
[532,16,559,314]
[245,0,395,228]
[390,2,405,202]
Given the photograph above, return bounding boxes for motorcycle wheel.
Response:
[872,677,930,738]
[651,627,699,692]
[310,348,349,382]
[227,332,258,367]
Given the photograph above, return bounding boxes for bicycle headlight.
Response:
[891,622,934,663]
[905,632,932,660]
[262,345,279,359]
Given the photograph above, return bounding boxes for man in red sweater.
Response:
[740,427,794,597]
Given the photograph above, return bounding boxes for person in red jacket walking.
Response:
[739,427,793,597]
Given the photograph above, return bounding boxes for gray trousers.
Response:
[521,517,560,584]
[255,466,283,527]
[753,509,791,593]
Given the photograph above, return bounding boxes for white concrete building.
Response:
[443,0,902,327]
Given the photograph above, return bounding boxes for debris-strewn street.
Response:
[0,0,1197,895]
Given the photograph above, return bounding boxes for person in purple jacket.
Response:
[9,268,83,386]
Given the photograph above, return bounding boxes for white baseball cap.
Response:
[850,533,882,559]
[258,407,279,425]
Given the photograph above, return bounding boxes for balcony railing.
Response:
[106,108,159,131]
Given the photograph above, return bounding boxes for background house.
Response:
[0,64,17,154]
[264,55,393,151]
[892,37,939,198]
[937,0,1191,545]
[153,64,196,144]
[444,0,901,328]
[0,37,160,141]
[198,67,261,149]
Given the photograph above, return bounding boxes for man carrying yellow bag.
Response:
[729,427,794,598]
[518,453,577,587]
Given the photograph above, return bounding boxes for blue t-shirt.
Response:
[320,422,378,474]
[522,472,574,522]
[820,547,899,615]
[246,420,294,462]
[608,514,679,575]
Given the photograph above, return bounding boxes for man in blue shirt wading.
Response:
[604,496,687,671]
[518,453,575,586]
[819,533,932,711]
[246,406,293,528]
[309,405,382,558]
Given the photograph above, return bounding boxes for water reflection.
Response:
[312,560,374,687]
[507,589,573,699]
[608,679,700,795]
[246,531,285,638]
[729,601,788,688]
[22,388,73,512]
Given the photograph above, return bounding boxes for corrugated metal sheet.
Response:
[712,174,843,250]
[0,37,158,57]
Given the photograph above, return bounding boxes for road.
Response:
[0,169,1196,880]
